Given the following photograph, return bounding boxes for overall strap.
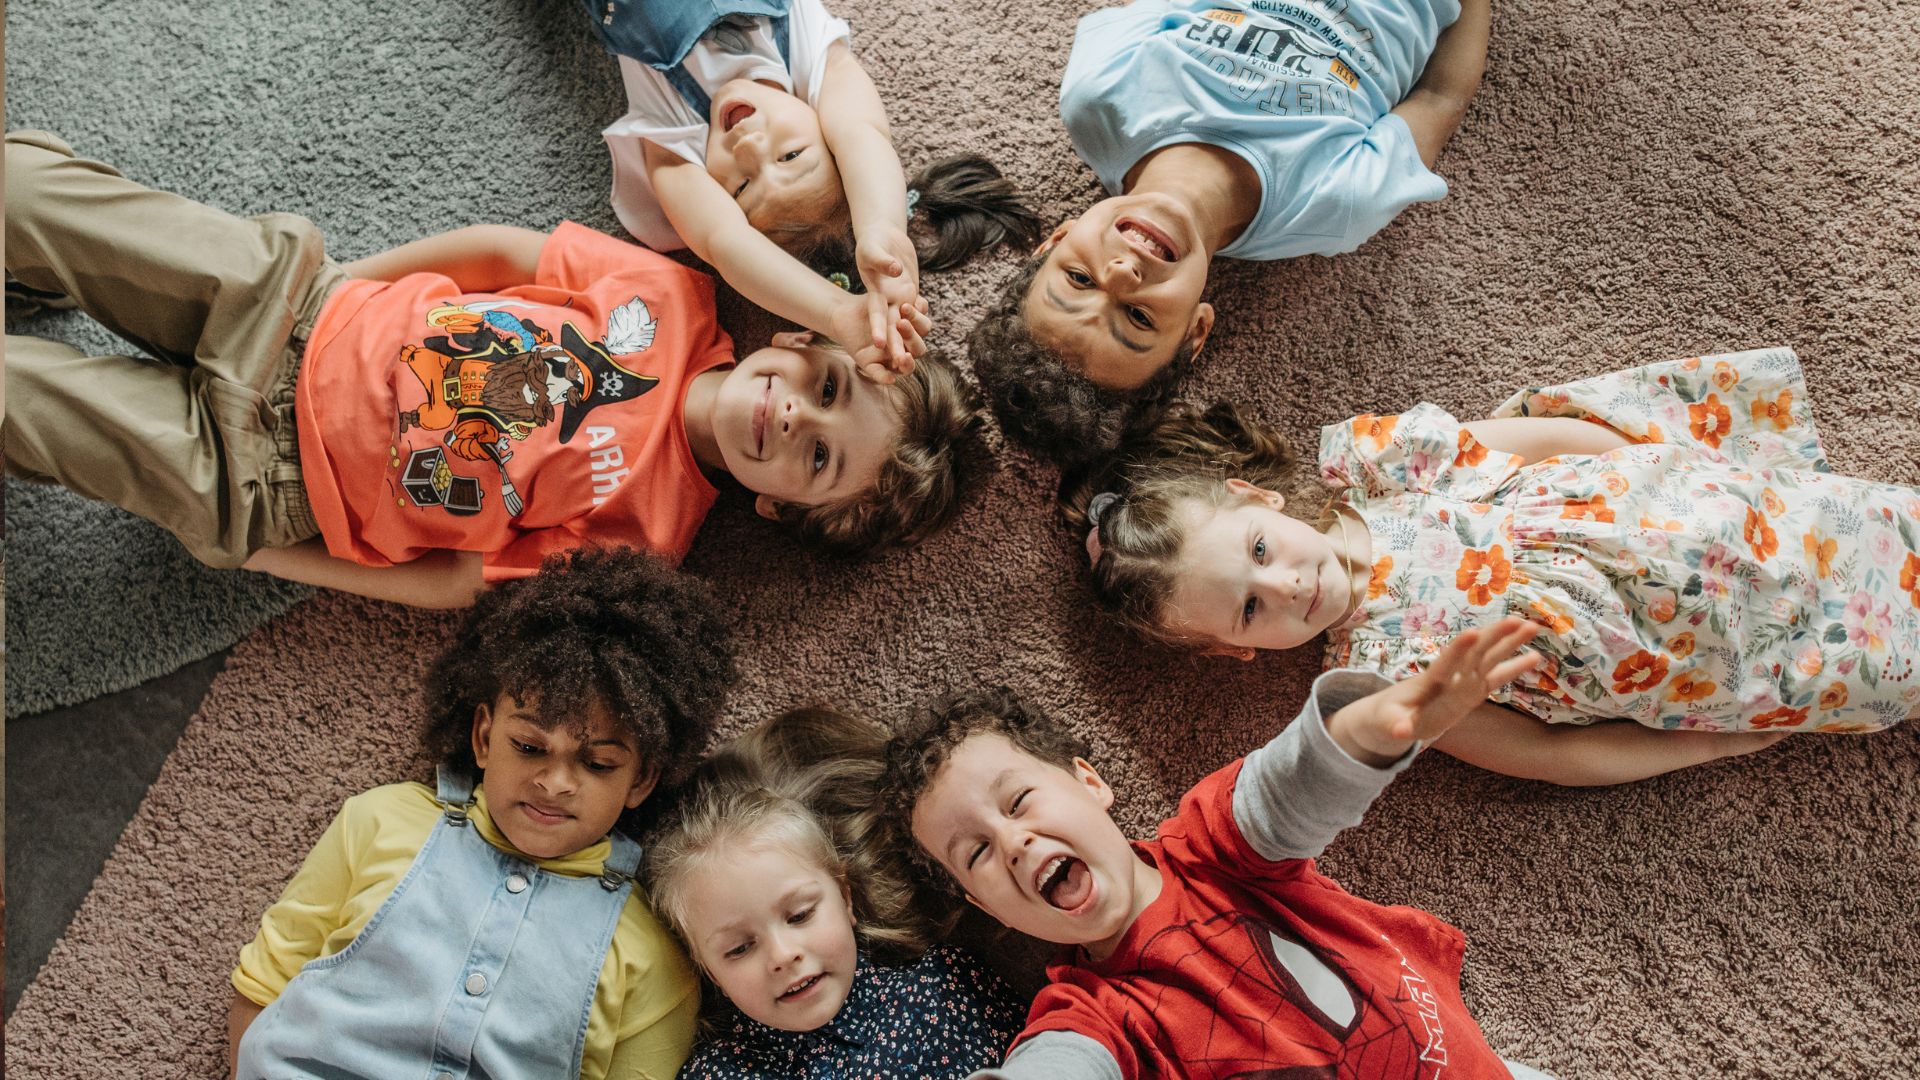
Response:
[598,831,645,892]
[435,763,477,826]
[662,13,792,119]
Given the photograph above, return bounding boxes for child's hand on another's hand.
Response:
[1331,617,1543,768]
[830,293,929,384]
[855,227,925,367]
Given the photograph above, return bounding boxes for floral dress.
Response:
[1321,347,1920,732]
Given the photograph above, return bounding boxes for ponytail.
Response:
[907,155,1045,272]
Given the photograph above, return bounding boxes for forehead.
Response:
[680,839,830,924]
[1165,501,1250,630]
[1020,261,1170,392]
[494,692,635,748]
[912,734,1044,835]
[829,373,907,493]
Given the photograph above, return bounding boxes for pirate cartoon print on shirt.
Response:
[392,297,660,517]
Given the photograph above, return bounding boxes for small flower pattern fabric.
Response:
[1321,347,1920,732]
[676,944,1025,1079]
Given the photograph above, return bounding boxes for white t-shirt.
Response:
[600,0,851,250]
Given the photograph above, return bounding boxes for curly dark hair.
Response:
[880,686,1093,898]
[968,251,1197,470]
[420,546,737,832]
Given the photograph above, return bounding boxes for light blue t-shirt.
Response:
[1060,0,1461,260]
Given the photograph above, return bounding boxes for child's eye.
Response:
[733,178,750,198]
[1010,789,1029,814]
[966,841,987,870]
[1253,537,1266,561]
[820,373,838,408]
[1243,596,1258,626]
[724,940,752,959]
[514,741,541,756]
[780,149,803,163]
[1065,268,1092,288]
[788,906,815,925]
[586,760,617,773]
[812,441,828,474]
[1126,305,1154,330]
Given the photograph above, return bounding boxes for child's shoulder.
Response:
[333,780,443,834]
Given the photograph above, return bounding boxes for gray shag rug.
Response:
[8,1,1920,1078]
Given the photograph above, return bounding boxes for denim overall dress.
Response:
[235,767,643,1080]
[582,0,794,115]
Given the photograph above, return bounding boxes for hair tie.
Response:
[1084,492,1118,565]
[827,271,852,291]
[905,188,921,219]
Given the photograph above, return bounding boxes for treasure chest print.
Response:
[392,298,660,518]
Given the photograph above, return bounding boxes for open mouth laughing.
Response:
[1115,217,1177,261]
[720,100,755,133]
[1036,854,1095,912]
[779,973,825,1001]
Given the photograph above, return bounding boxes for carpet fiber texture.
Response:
[8,0,1920,1078]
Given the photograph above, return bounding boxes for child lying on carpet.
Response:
[967,0,1490,466]
[227,547,734,1080]
[648,706,1026,1078]
[887,621,1556,1079]
[1064,347,1919,785]
[580,0,1043,376]
[3,130,978,609]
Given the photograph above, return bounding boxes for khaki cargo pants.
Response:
[4,130,348,567]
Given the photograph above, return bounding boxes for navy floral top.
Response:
[678,944,1026,1079]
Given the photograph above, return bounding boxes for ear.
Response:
[1070,757,1116,812]
[770,330,818,350]
[623,759,661,810]
[754,493,783,521]
[1184,302,1215,362]
[1034,220,1073,257]
[1222,477,1285,512]
[471,702,496,769]
[1200,642,1258,662]
[839,875,856,924]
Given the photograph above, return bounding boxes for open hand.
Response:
[855,226,925,365]
[1335,617,1543,764]
[830,292,929,383]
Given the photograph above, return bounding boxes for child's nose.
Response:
[1102,254,1142,287]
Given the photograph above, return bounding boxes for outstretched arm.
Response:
[1326,617,1542,765]
[1431,703,1788,786]
[814,41,922,350]
[242,539,485,609]
[1390,0,1491,168]
[342,225,549,291]
[1461,416,1633,463]
[644,141,920,381]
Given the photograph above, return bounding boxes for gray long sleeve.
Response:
[1231,668,1408,862]
[967,1030,1124,1080]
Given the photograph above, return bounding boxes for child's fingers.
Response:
[1484,650,1543,688]
[866,294,890,350]
[902,302,933,338]
[856,358,897,385]
[896,313,927,358]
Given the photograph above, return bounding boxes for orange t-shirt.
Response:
[296,222,735,579]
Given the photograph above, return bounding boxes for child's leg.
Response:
[4,130,341,382]
[1431,704,1788,786]
[4,333,317,566]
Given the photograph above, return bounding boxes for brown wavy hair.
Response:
[880,686,1093,901]
[778,346,983,557]
[1059,401,1306,648]
[648,706,935,970]
[968,252,1196,469]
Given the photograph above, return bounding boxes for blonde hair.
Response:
[648,707,931,968]
[1060,401,1311,648]
[779,348,982,557]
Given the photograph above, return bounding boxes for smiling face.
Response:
[1161,481,1355,655]
[705,342,906,512]
[705,79,845,236]
[677,838,859,1032]
[910,734,1157,957]
[1023,193,1216,391]
[471,695,657,860]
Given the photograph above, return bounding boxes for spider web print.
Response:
[1121,912,1443,1079]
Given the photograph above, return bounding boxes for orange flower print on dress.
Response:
[1645,590,1678,623]
[1611,650,1670,695]
[1761,487,1787,517]
[1793,644,1823,677]
[1750,389,1794,431]
[1600,472,1631,498]
[1803,529,1838,580]
[1711,360,1740,392]
[1668,631,1696,660]
[1744,507,1778,561]
[1901,552,1920,608]
[1352,413,1398,452]
[1455,546,1513,606]
[1687,394,1732,448]
[1453,429,1489,468]
[1665,671,1718,703]
[1818,683,1849,711]
[1750,705,1810,730]
[1366,556,1394,600]
[1639,514,1683,532]
[1528,597,1575,635]
[1560,494,1616,524]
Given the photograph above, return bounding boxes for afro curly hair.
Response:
[420,546,736,832]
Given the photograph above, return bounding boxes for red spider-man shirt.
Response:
[1014,759,1512,1079]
